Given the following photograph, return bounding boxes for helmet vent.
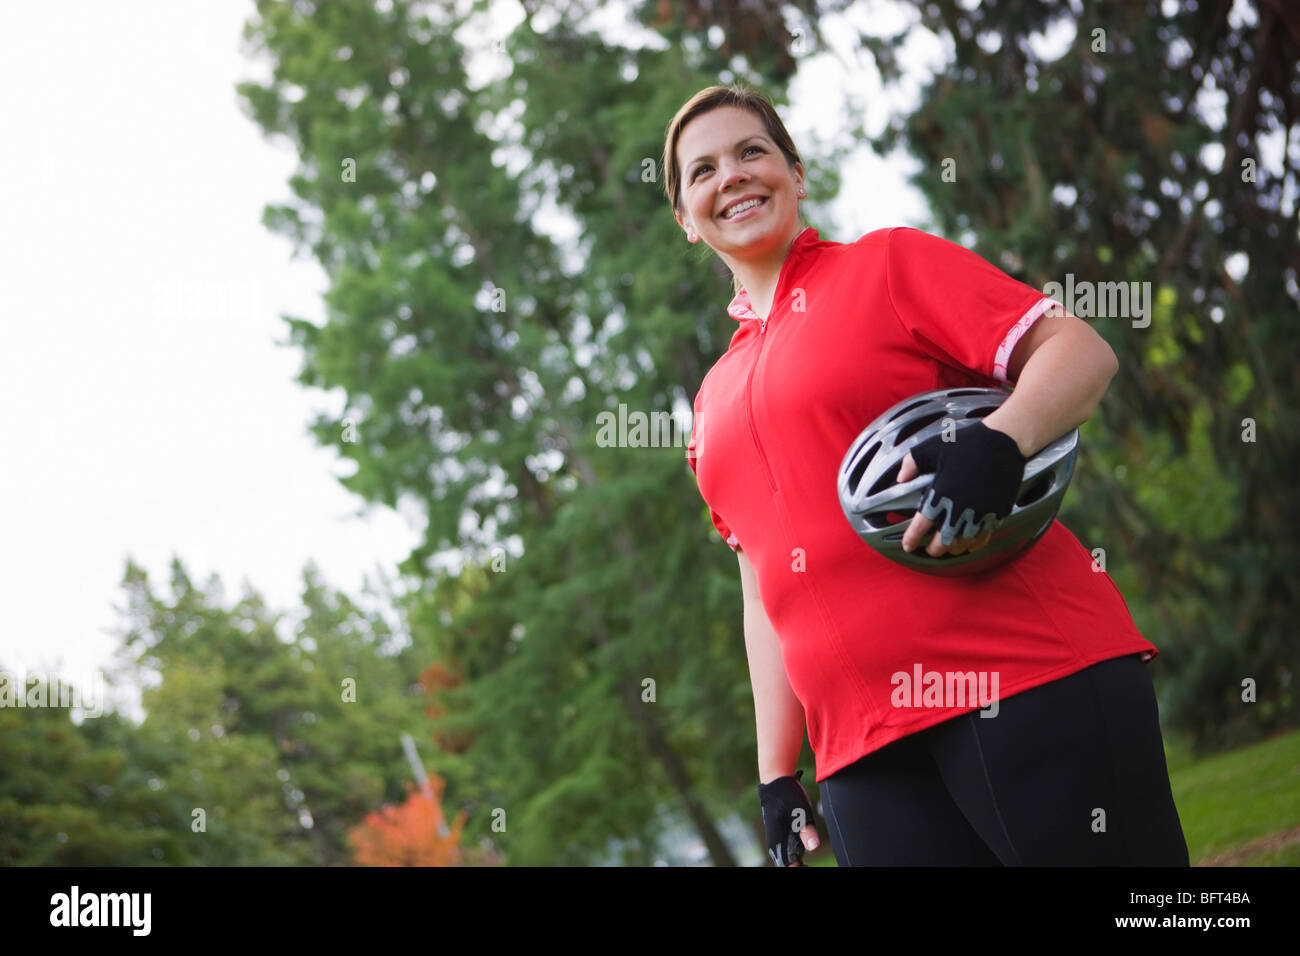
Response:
[894,411,947,443]
[889,399,930,421]
[864,508,915,529]
[867,460,904,497]
[964,405,1000,419]
[1016,472,1055,507]
[848,441,879,490]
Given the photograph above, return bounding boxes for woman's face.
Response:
[674,105,803,255]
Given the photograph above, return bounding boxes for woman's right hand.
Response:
[757,769,821,866]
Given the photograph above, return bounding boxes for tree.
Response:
[110,556,439,864]
[0,677,180,865]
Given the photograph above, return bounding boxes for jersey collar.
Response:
[726,226,818,322]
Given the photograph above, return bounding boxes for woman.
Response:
[668,83,1189,867]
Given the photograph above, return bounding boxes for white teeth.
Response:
[722,198,764,219]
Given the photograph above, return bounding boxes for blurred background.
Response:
[0,0,1295,866]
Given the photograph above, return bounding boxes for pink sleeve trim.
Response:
[992,297,1062,383]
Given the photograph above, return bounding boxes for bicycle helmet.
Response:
[837,387,1079,577]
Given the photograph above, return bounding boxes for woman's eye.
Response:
[691,145,764,181]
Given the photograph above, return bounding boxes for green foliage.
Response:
[0,557,436,866]
[1131,402,1238,540]
[0,701,176,865]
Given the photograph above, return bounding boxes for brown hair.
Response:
[662,83,804,296]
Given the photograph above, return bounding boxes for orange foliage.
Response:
[418,661,475,754]
[348,776,468,867]
[418,661,462,713]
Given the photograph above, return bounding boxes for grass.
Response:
[1163,727,1300,866]
[804,726,1300,866]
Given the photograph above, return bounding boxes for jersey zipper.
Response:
[743,240,800,502]
[744,315,778,494]
[739,227,810,495]
[744,225,804,496]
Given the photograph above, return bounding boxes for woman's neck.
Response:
[730,224,807,321]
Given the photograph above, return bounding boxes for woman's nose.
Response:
[717,162,748,189]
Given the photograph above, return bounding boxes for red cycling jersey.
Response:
[687,225,1157,783]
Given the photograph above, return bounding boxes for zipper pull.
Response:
[760,316,766,333]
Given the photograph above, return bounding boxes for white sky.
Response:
[0,0,933,705]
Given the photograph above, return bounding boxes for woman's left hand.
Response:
[892,420,1028,557]
[896,451,995,556]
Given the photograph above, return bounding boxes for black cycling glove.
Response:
[757,769,817,867]
[908,420,1027,547]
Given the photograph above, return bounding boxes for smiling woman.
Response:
[669,82,1188,871]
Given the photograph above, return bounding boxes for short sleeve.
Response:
[687,412,740,552]
[884,227,1062,384]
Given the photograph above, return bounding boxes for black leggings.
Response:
[818,654,1189,866]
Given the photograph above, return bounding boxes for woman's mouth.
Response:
[719,197,767,222]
